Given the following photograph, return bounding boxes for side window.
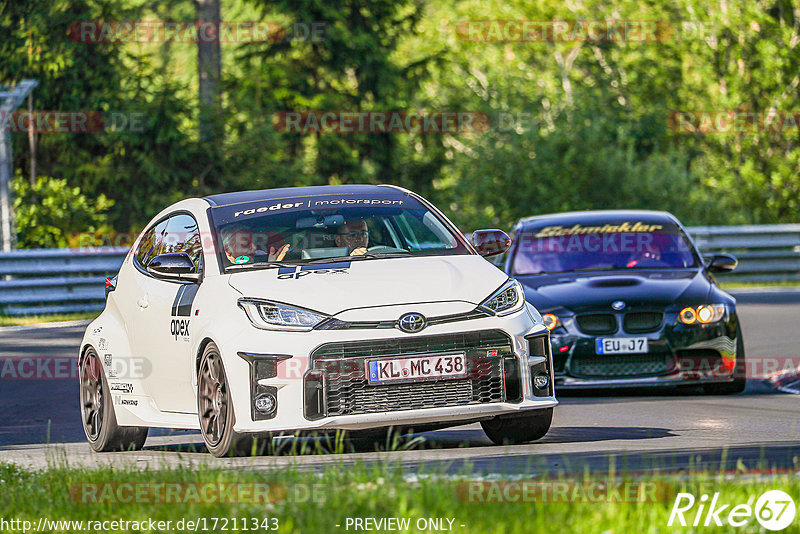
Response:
[395,211,457,251]
[163,214,203,273]
[135,219,168,268]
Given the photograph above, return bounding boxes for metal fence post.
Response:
[0,80,39,252]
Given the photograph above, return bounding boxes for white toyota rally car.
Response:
[79,185,556,456]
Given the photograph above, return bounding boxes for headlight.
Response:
[238,298,328,331]
[678,304,727,325]
[480,279,525,316]
[542,314,561,331]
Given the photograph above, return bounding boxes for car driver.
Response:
[334,219,369,256]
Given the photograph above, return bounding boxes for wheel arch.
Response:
[79,343,95,368]
[196,337,217,375]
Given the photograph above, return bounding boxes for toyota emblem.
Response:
[398,312,426,333]
[611,301,626,311]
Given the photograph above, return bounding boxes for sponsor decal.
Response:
[311,198,403,206]
[534,221,667,238]
[92,326,103,335]
[277,262,351,280]
[170,319,190,341]
[103,353,112,366]
[171,284,199,317]
[98,338,108,350]
[116,398,139,407]
[487,349,498,357]
[214,193,418,225]
[109,382,134,394]
[234,255,250,264]
[233,202,305,218]
[168,284,198,342]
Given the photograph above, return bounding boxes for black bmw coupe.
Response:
[501,210,745,394]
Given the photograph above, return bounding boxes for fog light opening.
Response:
[533,373,550,390]
[254,393,277,415]
[679,307,697,324]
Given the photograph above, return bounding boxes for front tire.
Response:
[197,343,271,457]
[703,325,747,395]
[481,408,553,445]
[80,348,148,452]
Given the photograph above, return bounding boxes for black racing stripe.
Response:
[176,284,199,316]
[171,285,186,316]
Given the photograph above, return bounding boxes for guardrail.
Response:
[0,248,127,316]
[0,225,798,316]
[687,224,800,284]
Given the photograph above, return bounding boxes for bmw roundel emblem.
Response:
[398,312,427,333]
[611,301,626,311]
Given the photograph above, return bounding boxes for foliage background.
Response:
[1,0,798,246]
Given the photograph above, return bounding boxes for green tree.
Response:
[12,174,114,248]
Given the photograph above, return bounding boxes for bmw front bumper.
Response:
[549,310,741,389]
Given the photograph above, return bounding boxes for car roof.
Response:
[515,209,681,228]
[204,184,404,207]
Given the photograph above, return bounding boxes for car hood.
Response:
[227,255,507,316]
[515,269,712,313]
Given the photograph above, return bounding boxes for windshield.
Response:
[511,220,699,275]
[210,192,470,271]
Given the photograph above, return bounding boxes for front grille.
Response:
[576,313,617,335]
[570,353,675,378]
[312,330,511,360]
[623,312,664,333]
[315,309,492,331]
[307,330,510,417]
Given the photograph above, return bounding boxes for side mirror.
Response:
[147,253,200,282]
[471,229,512,257]
[707,253,738,273]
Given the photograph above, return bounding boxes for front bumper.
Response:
[219,307,557,433]
[549,310,740,389]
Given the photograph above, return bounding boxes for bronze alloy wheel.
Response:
[198,349,228,446]
[79,347,148,452]
[197,343,271,457]
[80,351,105,441]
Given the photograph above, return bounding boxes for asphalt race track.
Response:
[1,289,798,476]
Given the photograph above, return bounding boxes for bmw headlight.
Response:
[678,304,727,325]
[480,279,525,316]
[238,298,328,331]
[542,314,561,331]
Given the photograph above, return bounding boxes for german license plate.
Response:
[366,353,467,384]
[596,337,648,354]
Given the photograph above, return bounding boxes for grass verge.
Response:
[720,280,800,290]
[0,312,99,327]
[1,462,798,533]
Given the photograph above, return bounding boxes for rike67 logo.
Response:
[669,490,796,531]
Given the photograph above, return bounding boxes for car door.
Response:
[128,212,203,414]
